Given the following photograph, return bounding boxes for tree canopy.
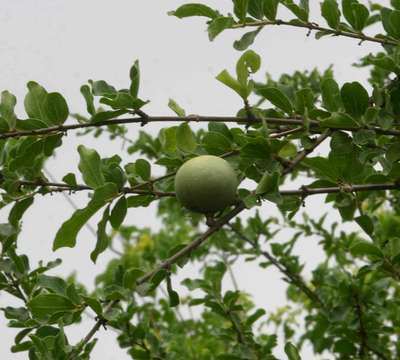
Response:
[1,1,400,359]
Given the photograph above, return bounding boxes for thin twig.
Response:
[227,224,322,307]
[136,203,246,285]
[231,19,398,46]
[68,300,118,360]
[221,253,239,291]
[282,130,331,175]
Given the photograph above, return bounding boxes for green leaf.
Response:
[386,143,400,163]
[342,0,356,28]
[91,109,128,123]
[257,87,293,114]
[233,0,250,23]
[240,137,271,159]
[91,205,110,263]
[159,126,178,154]
[295,88,315,115]
[381,8,400,39]
[208,17,235,41]
[208,122,233,140]
[110,196,127,229]
[62,173,78,187]
[282,0,309,22]
[236,50,261,86]
[169,3,219,19]
[392,0,400,10]
[11,342,32,353]
[321,78,341,112]
[37,275,67,295]
[340,82,369,118]
[350,240,383,258]
[264,0,279,20]
[127,195,154,208]
[0,90,17,129]
[89,80,116,96]
[246,308,266,326]
[248,0,266,19]
[15,118,48,130]
[80,85,96,115]
[355,215,374,235]
[390,237,400,258]
[216,70,246,99]
[256,171,280,195]
[78,145,106,189]
[27,294,76,320]
[129,60,140,98]
[123,268,145,290]
[0,117,9,133]
[53,183,118,250]
[285,342,301,360]
[43,93,69,125]
[100,92,146,110]
[233,28,261,51]
[202,132,232,155]
[9,197,34,227]
[350,3,369,31]
[176,122,197,153]
[168,99,186,117]
[24,81,47,121]
[168,289,180,307]
[321,0,341,29]
[83,297,103,317]
[135,159,151,181]
[320,113,359,129]
[303,157,339,181]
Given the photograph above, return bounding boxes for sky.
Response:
[0,1,389,359]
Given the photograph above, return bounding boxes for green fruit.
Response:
[175,155,238,214]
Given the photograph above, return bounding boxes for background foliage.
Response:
[1,0,400,359]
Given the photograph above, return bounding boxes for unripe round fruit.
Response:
[175,155,238,214]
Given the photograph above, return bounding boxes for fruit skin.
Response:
[175,155,238,214]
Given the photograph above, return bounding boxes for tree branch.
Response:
[282,130,331,175]
[227,224,323,307]
[231,19,398,47]
[354,291,368,359]
[69,300,118,360]
[14,179,400,203]
[1,115,400,140]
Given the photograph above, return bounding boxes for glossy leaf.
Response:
[257,87,293,114]
[78,145,106,189]
[170,3,219,19]
[28,294,76,320]
[321,0,341,29]
[110,196,127,229]
[0,90,17,130]
[43,92,69,125]
[91,205,110,263]
[340,82,369,118]
[53,183,118,250]
[176,122,197,153]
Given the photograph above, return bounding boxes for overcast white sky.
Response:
[0,1,389,359]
